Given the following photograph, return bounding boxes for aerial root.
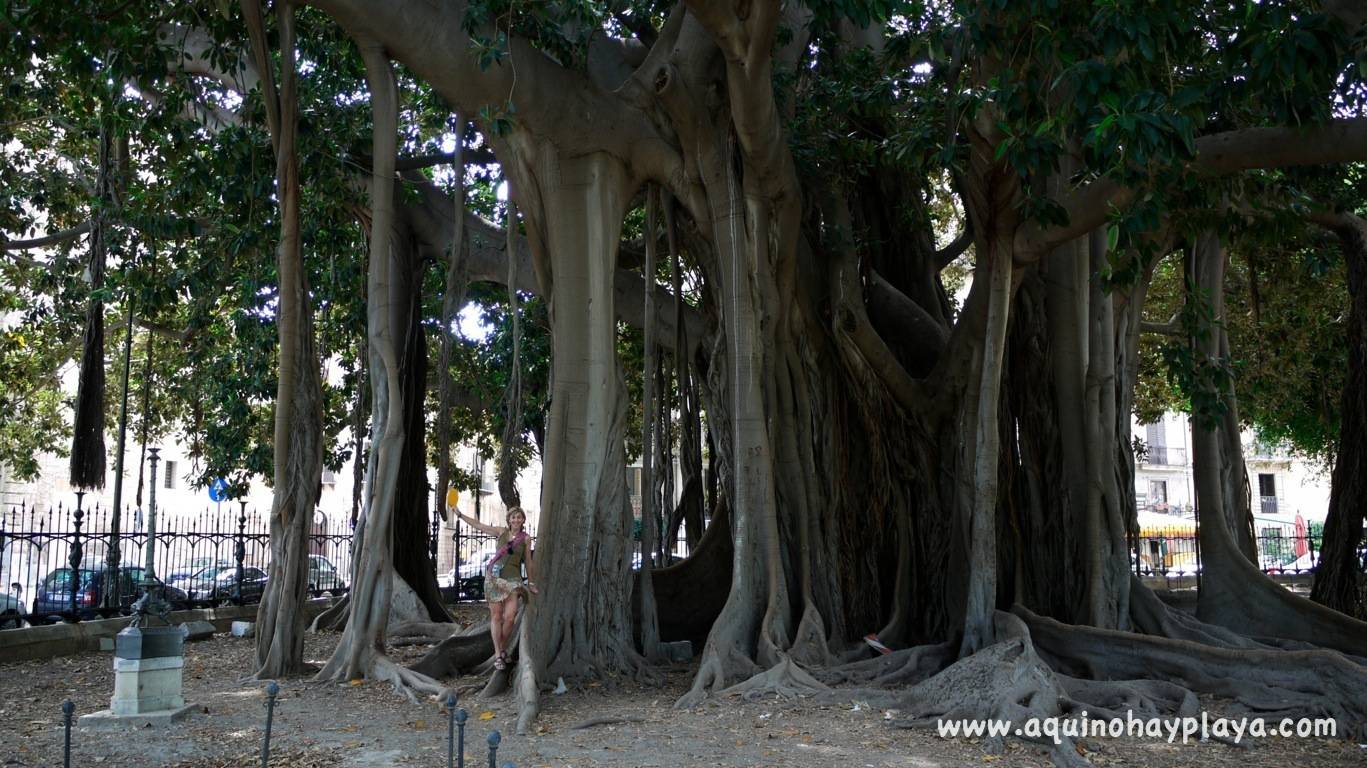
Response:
[309,594,350,632]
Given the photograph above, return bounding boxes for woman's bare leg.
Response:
[494,598,511,658]
[499,597,519,658]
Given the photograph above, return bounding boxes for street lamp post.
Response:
[143,447,161,584]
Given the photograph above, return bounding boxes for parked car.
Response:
[1,587,22,628]
[457,549,499,581]
[170,565,270,603]
[166,557,233,585]
[31,566,189,622]
[444,548,498,600]
[308,555,345,595]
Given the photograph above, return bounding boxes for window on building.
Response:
[626,467,643,498]
[1149,480,1168,509]
[1258,474,1277,514]
[1145,422,1167,464]
[162,461,177,489]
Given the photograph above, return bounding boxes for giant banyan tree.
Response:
[6,1,1367,764]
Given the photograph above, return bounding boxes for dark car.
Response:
[31,566,189,622]
[172,565,269,603]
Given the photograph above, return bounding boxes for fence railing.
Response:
[1131,525,1367,580]
[0,499,353,627]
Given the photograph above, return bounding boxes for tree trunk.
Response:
[1187,232,1258,563]
[70,114,111,490]
[1189,231,1367,656]
[497,199,523,508]
[1311,215,1367,619]
[434,123,469,527]
[959,236,1013,656]
[246,1,324,679]
[391,232,449,623]
[515,148,645,730]
[314,39,443,698]
[637,186,664,661]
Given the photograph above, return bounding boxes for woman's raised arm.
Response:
[455,511,502,537]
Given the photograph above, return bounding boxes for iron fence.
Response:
[1130,525,1367,581]
[0,499,353,627]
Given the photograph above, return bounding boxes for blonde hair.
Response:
[506,507,527,525]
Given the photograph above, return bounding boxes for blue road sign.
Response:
[209,477,230,502]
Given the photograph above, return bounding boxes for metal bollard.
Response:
[261,681,280,768]
[61,699,74,768]
[455,709,468,768]
[486,730,501,768]
[445,691,458,768]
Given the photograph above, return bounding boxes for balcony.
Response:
[1260,495,1279,515]
[1145,446,1187,466]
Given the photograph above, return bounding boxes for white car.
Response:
[457,549,499,580]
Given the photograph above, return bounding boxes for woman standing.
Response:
[456,506,537,670]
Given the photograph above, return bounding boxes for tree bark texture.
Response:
[246,1,324,679]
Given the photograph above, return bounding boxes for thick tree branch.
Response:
[399,186,704,351]
[354,148,499,172]
[306,0,684,188]
[935,226,973,269]
[158,23,261,95]
[2,222,94,251]
[1020,119,1367,258]
[867,269,949,360]
[1139,321,1182,337]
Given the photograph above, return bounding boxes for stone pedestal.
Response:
[79,626,195,727]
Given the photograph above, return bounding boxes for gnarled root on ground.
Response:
[814,641,955,688]
[675,641,762,709]
[1055,676,1199,721]
[315,639,447,704]
[367,654,448,702]
[889,611,1090,768]
[408,620,497,679]
[1128,577,1318,652]
[715,656,829,702]
[1016,604,1367,738]
[389,620,463,647]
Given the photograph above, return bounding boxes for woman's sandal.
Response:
[494,653,507,671]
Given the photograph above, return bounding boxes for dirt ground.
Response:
[2,608,1363,768]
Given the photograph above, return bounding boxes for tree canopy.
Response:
[4,0,1367,761]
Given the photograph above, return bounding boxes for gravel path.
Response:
[2,613,1362,767]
